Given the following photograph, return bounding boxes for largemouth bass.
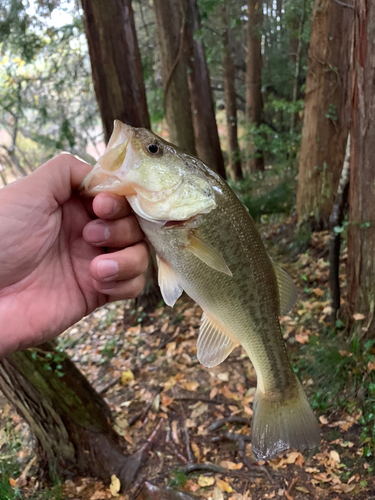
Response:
[81,120,320,459]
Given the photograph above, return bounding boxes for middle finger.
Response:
[83,215,144,248]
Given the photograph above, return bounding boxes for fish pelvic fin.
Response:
[156,255,183,307]
[197,313,239,368]
[251,382,320,460]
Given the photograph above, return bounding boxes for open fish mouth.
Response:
[79,169,123,195]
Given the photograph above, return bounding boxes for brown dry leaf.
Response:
[295,330,310,344]
[221,386,238,400]
[184,479,200,492]
[9,478,16,487]
[198,475,215,487]
[191,442,200,460]
[216,478,232,493]
[331,483,356,493]
[221,460,243,470]
[161,393,174,407]
[217,372,229,382]
[353,313,365,321]
[285,451,302,464]
[172,420,179,443]
[295,486,309,494]
[213,486,225,500]
[243,405,253,416]
[90,492,110,500]
[319,415,328,425]
[183,381,200,392]
[305,467,320,474]
[368,361,375,372]
[330,450,340,463]
[312,288,324,297]
[109,475,121,497]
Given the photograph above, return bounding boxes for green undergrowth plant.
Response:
[297,327,375,458]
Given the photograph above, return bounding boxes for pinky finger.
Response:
[93,274,146,301]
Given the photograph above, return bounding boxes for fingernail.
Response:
[100,196,119,217]
[86,221,110,243]
[97,259,119,279]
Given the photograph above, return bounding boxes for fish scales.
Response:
[81,120,321,460]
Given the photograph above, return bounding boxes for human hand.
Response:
[0,154,149,357]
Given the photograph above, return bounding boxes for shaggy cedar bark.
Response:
[81,0,150,142]
[347,0,375,337]
[184,0,226,178]
[0,343,141,485]
[153,0,196,155]
[296,0,353,229]
[245,0,264,173]
[220,5,242,181]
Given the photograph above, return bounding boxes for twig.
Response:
[285,477,298,499]
[167,441,189,463]
[237,437,274,484]
[183,426,194,463]
[129,386,163,426]
[208,416,251,432]
[98,375,121,395]
[173,396,238,406]
[211,432,251,443]
[181,463,228,474]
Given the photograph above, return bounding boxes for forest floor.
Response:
[1,214,375,500]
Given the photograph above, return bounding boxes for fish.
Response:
[80,120,320,460]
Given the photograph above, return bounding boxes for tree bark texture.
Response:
[220,5,242,181]
[347,0,375,337]
[0,344,140,486]
[184,0,226,178]
[296,0,353,230]
[153,0,196,155]
[81,0,150,143]
[245,0,264,173]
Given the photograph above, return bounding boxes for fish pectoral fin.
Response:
[197,313,239,368]
[272,262,298,315]
[156,255,183,307]
[186,235,232,277]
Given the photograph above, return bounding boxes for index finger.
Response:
[92,192,131,220]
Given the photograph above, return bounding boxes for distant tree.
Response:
[0,343,142,485]
[153,0,196,155]
[347,0,375,337]
[81,0,150,142]
[220,2,242,181]
[296,0,352,230]
[245,0,264,172]
[184,0,226,178]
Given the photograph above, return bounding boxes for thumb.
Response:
[31,153,93,206]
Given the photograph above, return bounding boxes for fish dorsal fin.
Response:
[156,255,183,307]
[197,313,239,368]
[272,262,298,315]
[186,235,232,277]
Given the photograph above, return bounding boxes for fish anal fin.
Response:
[251,382,320,460]
[197,313,239,368]
[156,255,183,307]
[186,235,232,277]
[272,262,298,315]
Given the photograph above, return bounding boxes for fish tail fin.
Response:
[251,381,320,460]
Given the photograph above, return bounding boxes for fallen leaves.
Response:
[109,475,120,497]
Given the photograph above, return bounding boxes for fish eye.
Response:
[147,144,159,154]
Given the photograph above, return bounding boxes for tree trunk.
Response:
[220,4,242,181]
[0,343,142,486]
[81,0,150,143]
[184,0,226,178]
[296,0,353,230]
[153,0,196,155]
[347,0,375,338]
[245,0,264,173]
